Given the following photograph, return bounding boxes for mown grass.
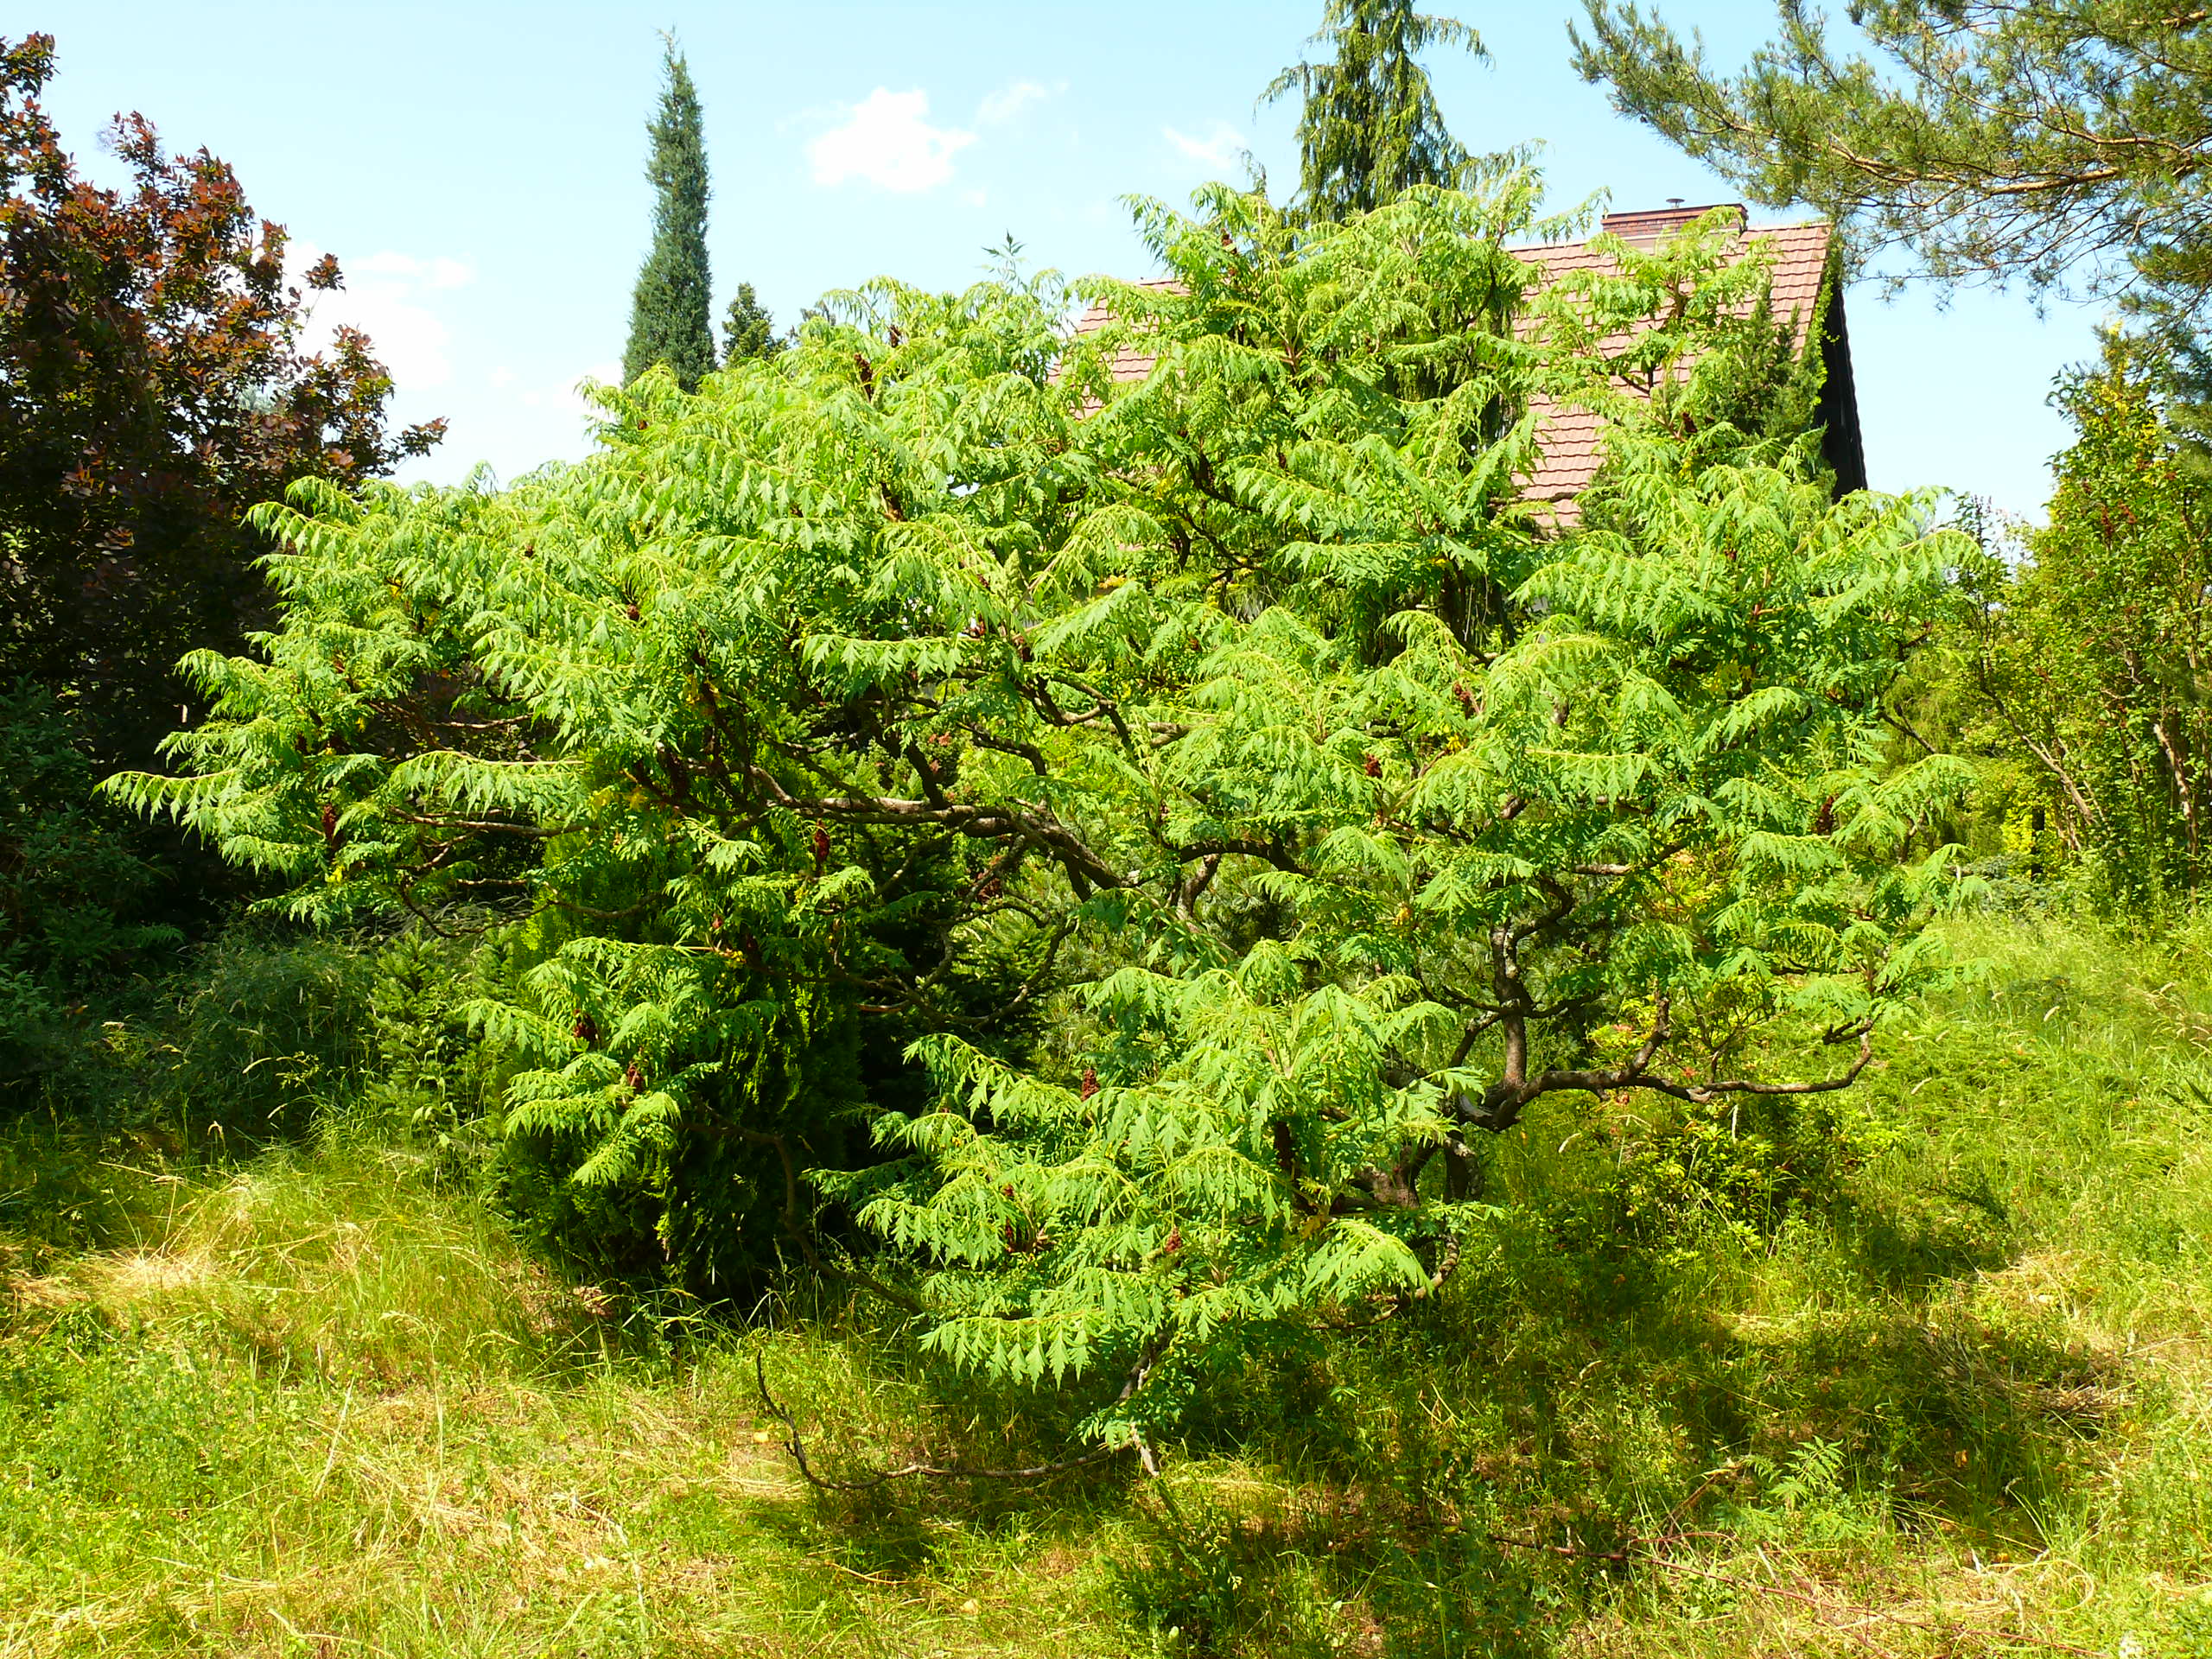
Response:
[3,911,2210,1656]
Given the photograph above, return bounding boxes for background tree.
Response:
[721,282,781,365]
[0,683,178,1093]
[1571,0,2212,896]
[0,32,442,777]
[1948,346,2212,904]
[0,31,441,1074]
[1262,0,1487,220]
[622,39,715,391]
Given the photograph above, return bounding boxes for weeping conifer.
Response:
[1263,0,1486,222]
[622,40,715,391]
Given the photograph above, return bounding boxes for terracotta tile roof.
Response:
[1069,276,1182,389]
[1067,207,1843,524]
[1516,210,1836,521]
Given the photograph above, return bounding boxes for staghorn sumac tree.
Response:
[115,175,1971,1438]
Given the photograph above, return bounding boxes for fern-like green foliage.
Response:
[111,171,1974,1428]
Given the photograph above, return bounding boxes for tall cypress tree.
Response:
[1262,1,1485,222]
[622,40,715,391]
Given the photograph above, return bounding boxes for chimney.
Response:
[1600,201,1747,250]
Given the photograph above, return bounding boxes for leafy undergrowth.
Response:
[3,912,2211,1656]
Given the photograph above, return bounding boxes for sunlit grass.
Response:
[0,1150,1131,1656]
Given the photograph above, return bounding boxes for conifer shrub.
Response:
[113,173,1973,1428]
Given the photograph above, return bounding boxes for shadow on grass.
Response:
[758,1109,2135,1659]
[1076,1241,2123,1656]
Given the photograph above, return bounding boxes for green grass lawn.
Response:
[3,912,2210,1656]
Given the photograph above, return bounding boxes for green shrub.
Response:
[0,683,179,1096]
[116,174,1970,1346]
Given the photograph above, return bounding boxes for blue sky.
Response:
[50,1,2101,517]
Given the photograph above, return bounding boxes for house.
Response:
[1071,203,1866,524]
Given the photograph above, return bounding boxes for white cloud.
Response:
[976,79,1052,124]
[288,244,474,391]
[519,360,621,414]
[353,250,473,290]
[1164,121,1247,173]
[809,88,975,193]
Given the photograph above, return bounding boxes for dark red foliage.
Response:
[0,34,442,767]
[1079,1065,1097,1099]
